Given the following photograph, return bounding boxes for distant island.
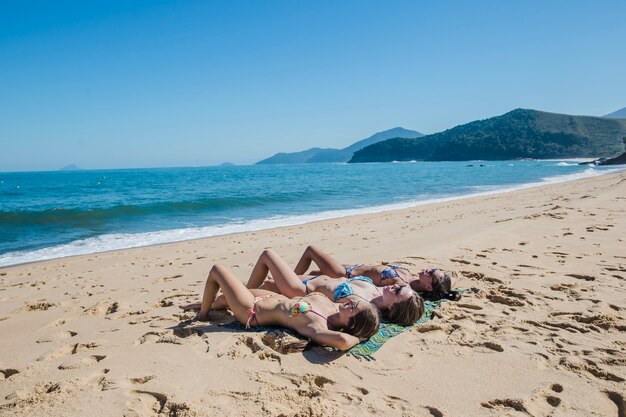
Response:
[349,109,626,163]
[58,164,83,171]
[256,127,423,164]
[219,162,235,167]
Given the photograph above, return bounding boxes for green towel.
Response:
[346,299,444,360]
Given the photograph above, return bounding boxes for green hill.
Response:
[350,109,626,163]
[257,127,423,164]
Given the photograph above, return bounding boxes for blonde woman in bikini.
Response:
[183,264,380,351]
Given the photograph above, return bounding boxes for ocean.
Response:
[0,160,623,267]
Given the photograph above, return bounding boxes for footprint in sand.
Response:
[93,375,117,391]
[545,395,561,407]
[136,331,183,345]
[604,391,625,417]
[130,375,156,385]
[122,308,150,316]
[486,290,526,307]
[1,368,19,379]
[559,356,625,383]
[2,381,63,411]
[586,225,613,232]
[214,335,280,362]
[482,342,504,352]
[285,372,334,390]
[459,270,503,284]
[36,330,78,343]
[383,395,410,411]
[36,342,100,362]
[25,301,56,311]
[126,390,194,417]
[160,274,183,282]
[58,354,106,370]
[155,292,196,308]
[423,405,446,417]
[86,301,119,316]
[565,273,595,281]
[550,383,563,393]
[481,398,529,414]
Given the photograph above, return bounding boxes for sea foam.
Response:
[1,164,623,268]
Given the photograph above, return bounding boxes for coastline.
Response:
[1,164,623,268]
[1,172,624,416]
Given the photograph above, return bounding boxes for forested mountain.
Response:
[350,109,626,163]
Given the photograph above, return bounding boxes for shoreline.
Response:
[1,165,623,269]
[1,171,624,416]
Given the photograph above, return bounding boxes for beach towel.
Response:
[346,298,444,360]
[195,291,468,360]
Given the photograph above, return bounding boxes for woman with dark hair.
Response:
[183,264,380,350]
[294,245,460,301]
[240,249,425,327]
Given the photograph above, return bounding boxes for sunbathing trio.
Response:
[183,245,458,351]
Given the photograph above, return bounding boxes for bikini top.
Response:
[344,264,364,278]
[380,264,411,281]
[333,276,374,301]
[288,292,330,321]
[346,263,411,282]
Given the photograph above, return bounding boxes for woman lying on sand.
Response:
[228,249,424,326]
[183,264,380,351]
[294,245,460,301]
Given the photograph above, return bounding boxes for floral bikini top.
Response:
[289,292,330,321]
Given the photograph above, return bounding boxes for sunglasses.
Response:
[393,284,406,295]
[348,301,360,312]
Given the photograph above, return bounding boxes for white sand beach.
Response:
[1,172,624,417]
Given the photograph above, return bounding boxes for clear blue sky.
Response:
[1,1,625,171]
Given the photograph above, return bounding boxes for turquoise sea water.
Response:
[0,160,623,267]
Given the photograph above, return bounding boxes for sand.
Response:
[0,172,624,417]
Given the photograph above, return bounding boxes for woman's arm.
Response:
[298,325,360,351]
[294,245,346,278]
[378,276,404,287]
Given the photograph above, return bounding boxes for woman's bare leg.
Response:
[246,249,307,298]
[258,277,280,293]
[212,294,228,310]
[211,289,279,313]
[198,264,255,322]
[294,245,346,278]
